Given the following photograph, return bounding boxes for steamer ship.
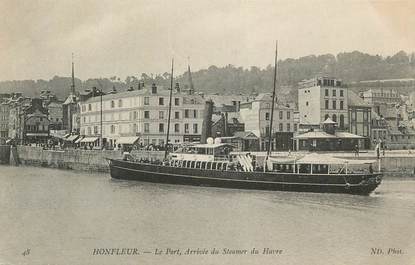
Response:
[109,43,382,195]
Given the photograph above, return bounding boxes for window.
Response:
[279,123,283,131]
[340,101,344,110]
[265,112,270,120]
[159,97,164,105]
[174,123,180,133]
[144,97,149,105]
[279,111,283,119]
[265,126,270,136]
[332,89,336,97]
[287,111,290,119]
[332,100,337,110]
[94,126,98,134]
[159,123,164,133]
[174,111,180,119]
[193,110,197,118]
[174,98,180,106]
[193,124,198,134]
[325,100,329,109]
[287,123,291,132]
[332,114,337,122]
[184,109,189,118]
[133,123,137,133]
[325,89,329,96]
[88,104,91,111]
[184,123,189,134]
[340,90,344,97]
[325,114,330,120]
[118,99,122,107]
[87,127,91,135]
[159,111,164,119]
[144,111,150,119]
[294,124,298,132]
[339,114,345,129]
[111,101,115,108]
[305,101,309,106]
[133,111,138,120]
[144,123,149,133]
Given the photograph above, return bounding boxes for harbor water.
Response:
[0,165,414,265]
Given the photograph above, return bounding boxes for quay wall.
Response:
[15,146,164,172]
[11,146,415,175]
[0,145,10,164]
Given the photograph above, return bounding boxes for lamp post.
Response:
[93,87,103,149]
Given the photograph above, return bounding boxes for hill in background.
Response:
[1,50,414,101]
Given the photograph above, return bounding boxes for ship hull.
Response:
[109,159,382,195]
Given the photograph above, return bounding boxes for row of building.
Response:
[1,66,415,152]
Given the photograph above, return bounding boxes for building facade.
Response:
[239,93,296,151]
[298,76,348,130]
[47,101,63,130]
[23,99,50,144]
[0,103,9,141]
[79,84,205,148]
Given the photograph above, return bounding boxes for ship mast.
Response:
[164,58,174,160]
[266,41,279,160]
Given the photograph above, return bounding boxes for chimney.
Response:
[175,82,180,92]
[151,83,157,94]
[200,100,214,143]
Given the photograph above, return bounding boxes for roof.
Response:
[63,94,77,105]
[84,87,205,104]
[348,90,372,107]
[233,131,258,139]
[293,131,337,139]
[322,117,337,124]
[335,132,364,139]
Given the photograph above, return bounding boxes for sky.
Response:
[0,0,414,81]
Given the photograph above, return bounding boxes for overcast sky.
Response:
[0,0,414,81]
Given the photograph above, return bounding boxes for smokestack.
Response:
[224,112,229,136]
[200,100,214,144]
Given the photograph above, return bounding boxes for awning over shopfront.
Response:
[117,136,140,145]
[80,137,98,143]
[74,136,84,144]
[66,135,79,142]
[26,133,49,137]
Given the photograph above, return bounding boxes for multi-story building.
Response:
[23,98,50,144]
[0,102,10,142]
[348,91,372,148]
[79,84,205,148]
[8,97,31,143]
[8,97,49,144]
[46,101,63,130]
[298,76,348,130]
[239,93,296,151]
[359,88,400,106]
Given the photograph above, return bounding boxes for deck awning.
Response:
[117,136,139,144]
[295,153,377,165]
[80,137,98,143]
